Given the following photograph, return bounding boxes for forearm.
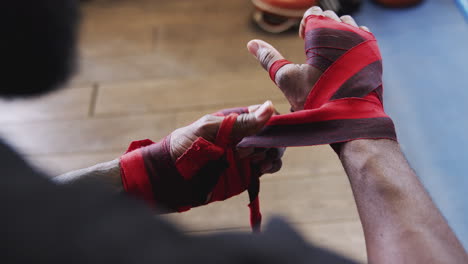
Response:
[54,159,123,192]
[339,139,468,263]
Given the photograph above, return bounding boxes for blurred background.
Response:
[0,0,466,262]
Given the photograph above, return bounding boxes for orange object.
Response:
[252,0,318,18]
[251,0,318,33]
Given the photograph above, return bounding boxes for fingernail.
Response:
[247,40,259,56]
[255,101,272,121]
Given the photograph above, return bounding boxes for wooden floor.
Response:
[0,0,366,262]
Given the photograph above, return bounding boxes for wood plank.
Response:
[164,172,359,231]
[75,0,308,85]
[95,73,288,116]
[157,21,306,65]
[78,0,158,60]
[71,53,192,86]
[154,21,306,81]
[0,114,175,155]
[0,87,93,123]
[272,146,344,180]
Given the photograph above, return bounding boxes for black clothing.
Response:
[1,140,356,264]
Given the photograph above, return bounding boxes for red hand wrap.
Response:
[269,59,292,85]
[120,109,262,231]
[239,15,397,149]
[120,139,159,207]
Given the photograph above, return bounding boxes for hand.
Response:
[170,101,284,175]
[246,6,371,111]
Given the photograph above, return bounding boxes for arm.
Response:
[246,6,468,262]
[339,139,468,263]
[54,158,123,192]
[54,103,283,213]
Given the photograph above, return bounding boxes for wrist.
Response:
[339,139,408,192]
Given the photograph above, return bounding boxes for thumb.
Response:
[232,101,274,139]
[247,39,287,73]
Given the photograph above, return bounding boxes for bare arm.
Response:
[339,139,468,263]
[54,159,123,192]
[53,102,282,203]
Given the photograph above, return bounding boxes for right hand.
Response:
[170,101,284,175]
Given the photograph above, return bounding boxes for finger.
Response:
[340,15,358,28]
[250,151,267,163]
[260,159,283,174]
[248,103,281,116]
[266,147,286,160]
[322,10,341,22]
[359,26,371,32]
[248,104,262,113]
[300,6,323,39]
[250,147,283,164]
[247,39,287,72]
[238,147,255,159]
[232,100,274,139]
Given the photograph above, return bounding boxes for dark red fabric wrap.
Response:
[120,109,262,231]
[239,15,397,148]
[120,16,398,233]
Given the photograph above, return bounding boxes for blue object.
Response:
[455,0,468,21]
[355,0,468,249]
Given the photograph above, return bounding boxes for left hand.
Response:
[170,101,284,175]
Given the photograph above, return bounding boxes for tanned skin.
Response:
[246,6,468,263]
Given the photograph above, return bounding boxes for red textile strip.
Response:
[269,59,292,85]
[267,92,386,126]
[211,111,262,232]
[304,40,381,109]
[248,196,262,233]
[305,15,375,39]
[125,139,154,152]
[175,137,225,180]
[215,113,238,148]
[239,117,396,148]
[120,144,156,207]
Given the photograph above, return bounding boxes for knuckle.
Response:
[195,114,220,136]
[276,66,299,87]
[235,114,250,131]
[266,148,280,159]
[198,114,215,126]
[304,6,322,19]
[233,113,260,139]
[271,160,283,173]
[309,6,322,12]
[258,49,276,70]
[277,147,286,158]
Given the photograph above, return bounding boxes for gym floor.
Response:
[0,0,466,262]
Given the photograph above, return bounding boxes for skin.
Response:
[246,6,468,263]
[55,101,285,195]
